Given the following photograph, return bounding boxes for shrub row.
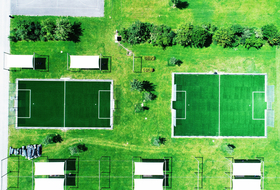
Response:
[120,21,280,49]
[9,18,82,42]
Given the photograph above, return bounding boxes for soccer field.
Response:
[172,73,267,137]
[16,79,113,129]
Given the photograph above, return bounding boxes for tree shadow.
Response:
[177,60,183,66]
[77,143,88,152]
[159,136,167,144]
[204,35,213,47]
[143,106,149,110]
[151,93,157,100]
[69,22,83,43]
[142,81,156,92]
[227,144,236,149]
[177,0,189,9]
[53,134,63,143]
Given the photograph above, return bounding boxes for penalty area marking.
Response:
[18,89,32,119]
[252,91,265,120]
[98,90,111,119]
[176,91,187,119]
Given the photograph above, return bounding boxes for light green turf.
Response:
[7,0,280,189]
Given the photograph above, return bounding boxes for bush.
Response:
[213,28,235,48]
[143,92,153,101]
[150,24,176,47]
[69,143,88,155]
[40,19,55,41]
[142,68,154,72]
[135,104,144,113]
[144,56,156,61]
[54,17,73,41]
[130,79,143,91]
[119,21,153,45]
[42,134,62,145]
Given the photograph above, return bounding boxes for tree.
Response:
[171,0,179,7]
[69,143,88,155]
[40,19,55,41]
[190,26,210,47]
[143,92,153,102]
[119,21,153,45]
[150,24,175,47]
[230,24,244,36]
[169,57,179,65]
[261,24,280,45]
[54,17,73,41]
[176,23,194,47]
[130,79,143,91]
[213,28,235,48]
[135,104,144,113]
[244,35,264,49]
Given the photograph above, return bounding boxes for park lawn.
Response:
[7,0,280,189]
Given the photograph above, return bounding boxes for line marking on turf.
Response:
[98,90,111,119]
[252,91,265,120]
[219,75,221,136]
[18,89,31,119]
[64,81,66,127]
[176,91,187,119]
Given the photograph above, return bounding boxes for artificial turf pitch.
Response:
[17,79,112,128]
[173,74,267,137]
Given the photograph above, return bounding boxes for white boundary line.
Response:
[252,91,265,120]
[17,89,31,119]
[64,80,66,128]
[171,73,268,138]
[175,91,186,120]
[98,90,111,119]
[15,79,114,129]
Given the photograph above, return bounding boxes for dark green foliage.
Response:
[261,24,280,45]
[150,24,175,47]
[230,24,244,36]
[9,20,41,42]
[54,17,73,41]
[176,23,193,47]
[69,143,88,155]
[9,18,80,42]
[171,0,179,7]
[135,104,144,113]
[40,19,55,41]
[143,92,153,101]
[130,79,143,91]
[144,56,156,61]
[213,28,235,48]
[176,24,211,48]
[42,134,63,145]
[244,34,264,49]
[151,136,166,146]
[120,21,153,45]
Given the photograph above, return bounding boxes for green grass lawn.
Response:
[7,0,280,189]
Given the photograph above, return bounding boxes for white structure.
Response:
[232,163,261,176]
[4,54,34,69]
[232,179,261,190]
[35,162,65,175]
[134,179,163,190]
[70,55,100,69]
[35,178,64,190]
[134,162,164,175]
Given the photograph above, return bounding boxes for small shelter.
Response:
[134,162,164,175]
[35,178,64,190]
[134,179,163,190]
[35,162,65,175]
[69,55,100,69]
[232,179,261,190]
[4,53,34,69]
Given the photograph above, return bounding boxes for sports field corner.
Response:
[171,73,271,138]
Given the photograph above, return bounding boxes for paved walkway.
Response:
[0,0,10,189]
[11,0,104,17]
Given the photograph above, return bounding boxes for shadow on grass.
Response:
[177,0,189,9]
[142,81,156,92]
[69,22,83,43]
